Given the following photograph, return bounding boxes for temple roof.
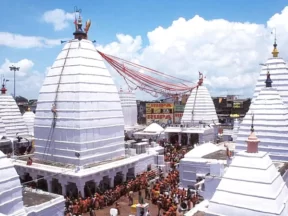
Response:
[253,57,288,105]
[34,39,125,166]
[236,86,288,161]
[181,85,218,125]
[0,150,25,215]
[118,89,138,127]
[144,123,164,133]
[0,92,29,138]
[207,150,288,216]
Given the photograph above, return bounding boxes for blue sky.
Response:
[0,0,288,99]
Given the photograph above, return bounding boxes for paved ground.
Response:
[83,190,159,216]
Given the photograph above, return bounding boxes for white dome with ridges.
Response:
[181,85,218,125]
[253,42,288,105]
[0,84,29,138]
[0,150,25,215]
[22,109,35,136]
[34,39,125,166]
[236,73,288,161]
[119,89,137,127]
[207,127,288,216]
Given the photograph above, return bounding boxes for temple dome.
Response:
[181,85,218,125]
[0,150,25,215]
[118,89,137,127]
[22,109,35,136]
[236,87,288,161]
[206,151,288,216]
[0,88,29,138]
[253,51,288,105]
[34,39,125,166]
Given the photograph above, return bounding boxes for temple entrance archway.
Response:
[84,181,96,197]
[127,167,135,181]
[99,176,111,191]
[181,133,188,145]
[189,133,199,145]
[114,172,124,186]
[169,133,178,144]
[66,182,78,198]
[51,178,62,195]
[22,172,33,185]
[36,175,48,191]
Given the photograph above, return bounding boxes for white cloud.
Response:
[0,59,45,98]
[0,32,66,48]
[4,7,288,101]
[97,6,288,99]
[42,9,74,31]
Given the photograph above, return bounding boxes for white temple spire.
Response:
[271,28,279,58]
[236,71,288,160]
[34,9,125,166]
[207,121,288,216]
[181,73,218,125]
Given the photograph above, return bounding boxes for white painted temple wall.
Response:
[179,158,211,188]
[34,39,125,166]
[199,127,215,144]
[0,117,6,138]
[23,111,35,136]
[181,85,218,125]
[119,91,138,127]
[207,151,288,216]
[0,151,26,216]
[253,57,288,105]
[236,87,288,161]
[0,94,29,138]
[14,152,157,198]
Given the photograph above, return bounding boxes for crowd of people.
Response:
[64,170,158,215]
[150,142,202,216]
[64,142,202,216]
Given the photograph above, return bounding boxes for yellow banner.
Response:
[146,103,173,115]
[146,103,174,109]
[146,114,173,126]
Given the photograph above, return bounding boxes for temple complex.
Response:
[236,73,288,161]
[165,75,219,145]
[206,120,288,216]
[12,10,160,200]
[22,108,35,136]
[253,39,288,105]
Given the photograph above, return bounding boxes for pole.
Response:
[9,65,20,98]
[14,69,15,98]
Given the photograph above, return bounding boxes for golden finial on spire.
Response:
[73,7,91,40]
[271,28,279,58]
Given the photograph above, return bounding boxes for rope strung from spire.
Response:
[97,50,201,97]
